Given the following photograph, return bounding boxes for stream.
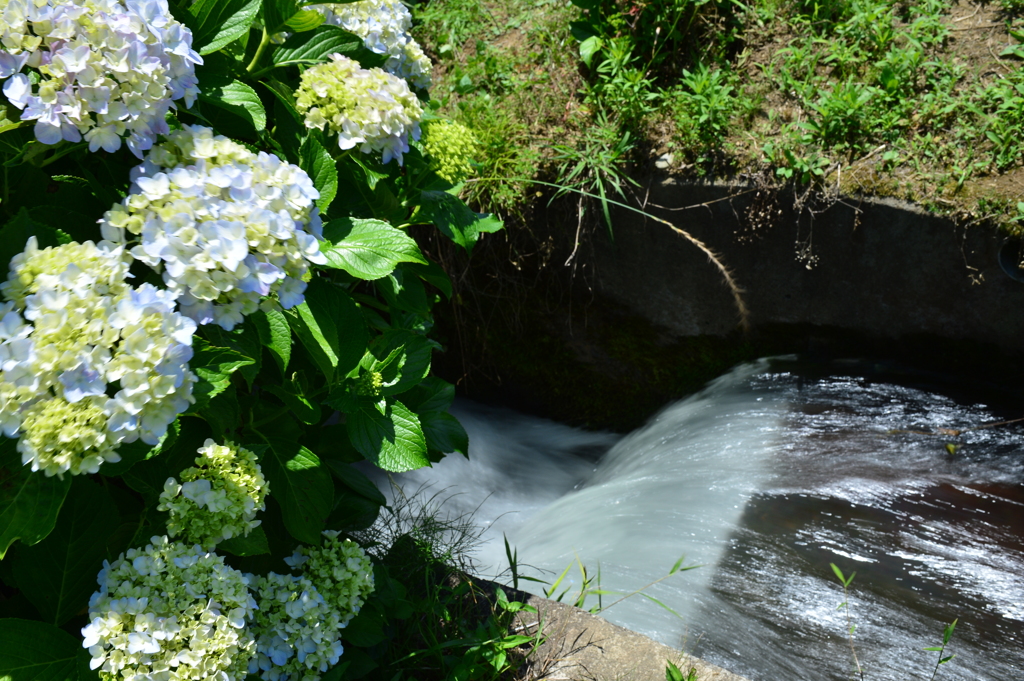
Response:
[373,357,1024,681]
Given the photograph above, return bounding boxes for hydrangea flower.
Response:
[0,237,196,477]
[421,119,479,184]
[99,125,327,330]
[310,1,432,90]
[0,0,202,156]
[248,572,344,681]
[295,54,423,165]
[284,531,374,627]
[158,439,269,549]
[82,536,257,681]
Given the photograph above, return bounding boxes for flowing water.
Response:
[375,358,1024,681]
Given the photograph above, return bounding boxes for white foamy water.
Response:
[372,358,1024,681]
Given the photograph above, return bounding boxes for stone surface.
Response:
[591,178,1024,353]
[514,595,748,681]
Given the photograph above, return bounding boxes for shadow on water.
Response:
[377,357,1024,681]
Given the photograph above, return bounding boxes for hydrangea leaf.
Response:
[0,618,81,681]
[12,478,119,626]
[198,79,267,132]
[320,218,427,280]
[262,0,300,33]
[285,9,324,31]
[259,435,332,545]
[300,136,338,213]
[364,330,437,396]
[347,400,429,472]
[412,189,504,253]
[0,209,64,278]
[272,25,385,69]
[265,377,321,425]
[218,525,271,557]
[188,340,255,413]
[252,309,292,374]
[420,411,469,457]
[0,437,71,560]
[401,377,456,415]
[190,0,262,55]
[287,279,366,381]
[324,460,386,506]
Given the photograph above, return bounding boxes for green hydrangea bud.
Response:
[421,119,479,184]
[158,439,269,549]
[18,396,116,477]
[284,531,374,626]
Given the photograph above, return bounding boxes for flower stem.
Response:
[246,29,272,74]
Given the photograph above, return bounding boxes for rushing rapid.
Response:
[374,358,1024,681]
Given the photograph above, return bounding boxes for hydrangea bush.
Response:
[0,0,498,679]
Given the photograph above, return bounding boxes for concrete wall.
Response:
[590,178,1024,353]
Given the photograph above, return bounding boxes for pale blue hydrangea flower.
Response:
[285,531,374,627]
[0,0,202,156]
[248,572,344,681]
[0,238,196,477]
[295,54,422,165]
[82,536,257,681]
[310,1,432,90]
[99,125,327,330]
[158,439,270,549]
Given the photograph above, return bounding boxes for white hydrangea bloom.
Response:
[159,439,270,549]
[82,536,257,681]
[0,0,202,156]
[310,1,432,90]
[248,572,344,681]
[0,237,196,477]
[285,531,374,627]
[295,54,422,165]
[99,125,327,330]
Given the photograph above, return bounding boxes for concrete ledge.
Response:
[514,595,748,681]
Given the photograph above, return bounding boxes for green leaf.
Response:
[198,79,267,132]
[203,321,263,388]
[420,411,468,457]
[262,0,300,33]
[190,0,262,55]
[413,189,503,252]
[272,25,385,69]
[258,432,333,544]
[0,618,81,681]
[402,378,455,415]
[12,478,119,626]
[252,309,292,373]
[286,279,366,381]
[300,136,338,213]
[324,460,386,506]
[405,260,452,299]
[218,526,271,556]
[347,401,429,472]
[0,437,71,559]
[320,218,427,280]
[188,340,255,412]
[285,9,324,31]
[265,377,322,425]
[578,35,604,68]
[365,330,436,395]
[0,209,65,275]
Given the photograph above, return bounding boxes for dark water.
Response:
[381,358,1024,680]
